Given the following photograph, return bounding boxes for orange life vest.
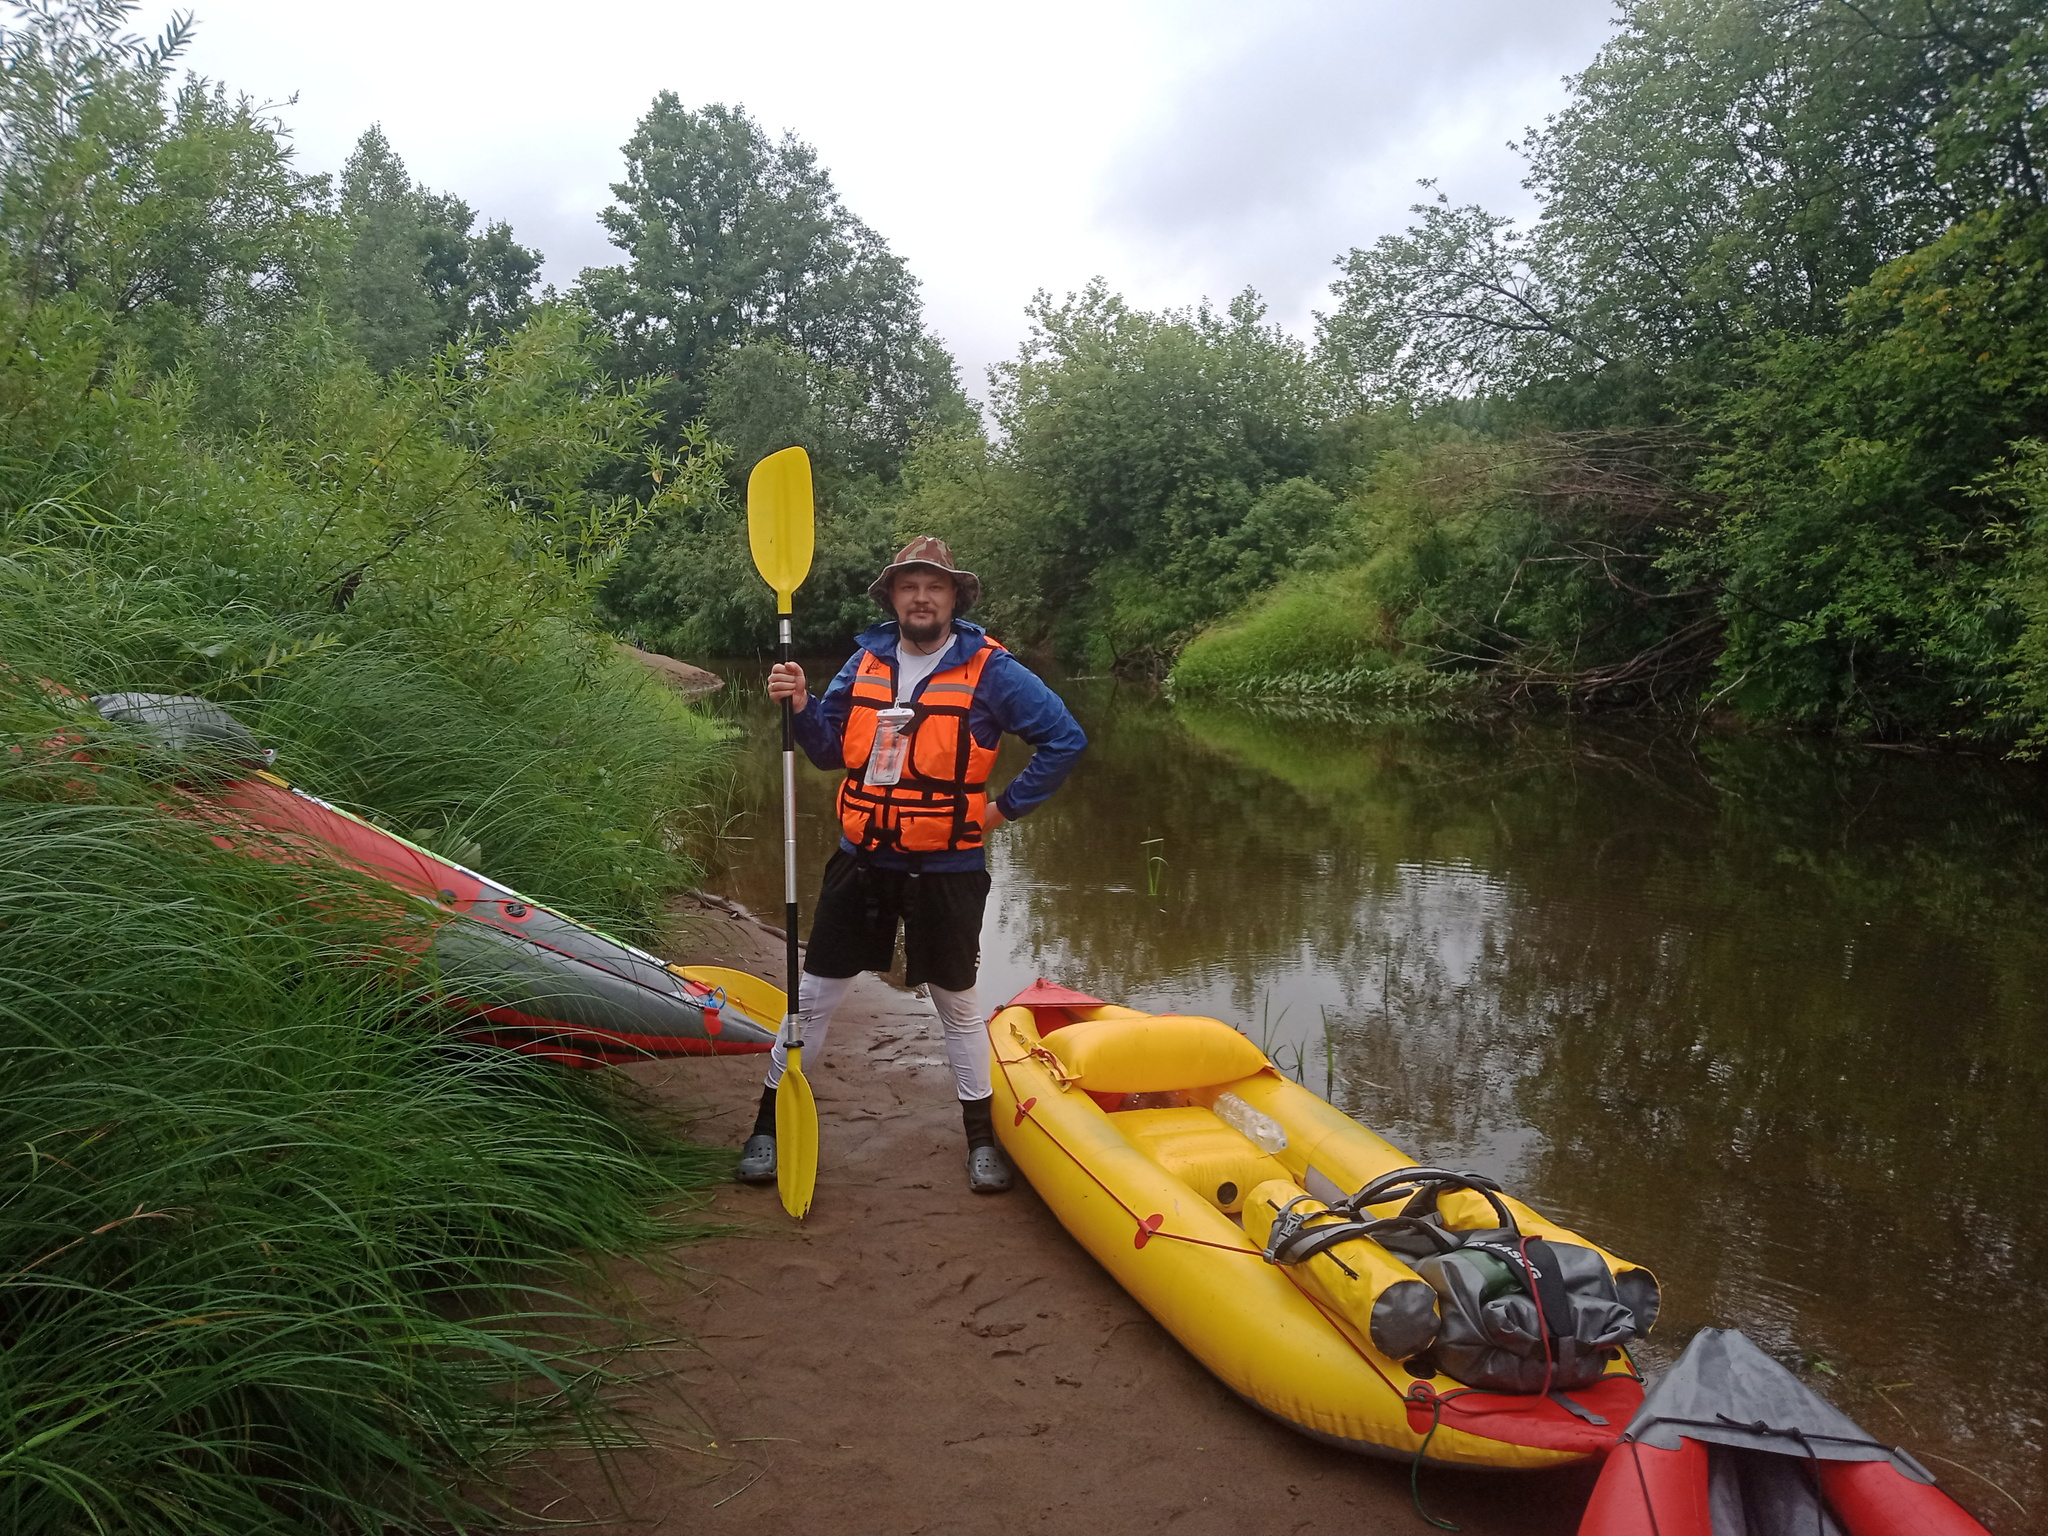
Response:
[836,637,1004,856]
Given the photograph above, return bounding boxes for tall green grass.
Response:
[1169,569,1390,693]
[0,14,748,1526]
[0,723,725,1532]
[0,252,737,1535]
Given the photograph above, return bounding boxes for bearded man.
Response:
[739,537,1086,1193]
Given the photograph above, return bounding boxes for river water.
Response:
[704,665,2046,1529]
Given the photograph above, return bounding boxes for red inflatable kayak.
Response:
[83,690,779,1065]
[1578,1329,1990,1536]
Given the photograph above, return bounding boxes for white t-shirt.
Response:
[894,640,950,704]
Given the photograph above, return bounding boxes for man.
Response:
[738,536,1087,1193]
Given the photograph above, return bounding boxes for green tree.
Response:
[582,96,967,656]
[981,282,1331,665]
[0,0,327,372]
[1986,439,2048,751]
[1687,203,2048,737]
[331,124,542,374]
[575,95,960,471]
[1321,0,2048,411]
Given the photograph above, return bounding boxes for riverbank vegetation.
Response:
[603,1,2048,750]
[1044,3,2046,749]
[2,4,732,1528]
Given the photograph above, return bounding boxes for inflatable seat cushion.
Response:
[1043,1014,1268,1093]
[1112,1107,1289,1213]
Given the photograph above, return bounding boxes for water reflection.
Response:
[705,666,2048,1527]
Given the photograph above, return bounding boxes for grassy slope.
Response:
[1169,565,1474,712]
[0,311,736,1531]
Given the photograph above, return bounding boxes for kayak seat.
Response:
[1112,1107,1289,1214]
[1041,1014,1270,1094]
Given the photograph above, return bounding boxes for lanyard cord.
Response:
[1625,1441,1666,1536]
[1409,1388,1462,1531]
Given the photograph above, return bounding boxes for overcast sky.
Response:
[135,0,1617,393]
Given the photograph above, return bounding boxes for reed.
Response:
[0,691,727,1533]
[0,270,735,1533]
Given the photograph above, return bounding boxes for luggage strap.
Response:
[1261,1199,1466,1272]
[1261,1198,1375,1276]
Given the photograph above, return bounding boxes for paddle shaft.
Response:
[779,617,802,1042]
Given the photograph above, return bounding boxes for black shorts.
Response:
[802,849,990,992]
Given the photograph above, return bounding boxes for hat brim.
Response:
[868,561,981,614]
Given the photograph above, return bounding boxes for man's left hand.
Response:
[984,804,1007,833]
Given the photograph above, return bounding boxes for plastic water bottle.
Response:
[1215,1092,1288,1153]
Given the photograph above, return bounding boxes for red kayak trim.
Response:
[1414,1375,1646,1457]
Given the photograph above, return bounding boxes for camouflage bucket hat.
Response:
[867,535,982,613]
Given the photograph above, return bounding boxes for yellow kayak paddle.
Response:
[746,446,818,1220]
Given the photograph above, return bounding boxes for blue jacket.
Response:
[792,619,1087,871]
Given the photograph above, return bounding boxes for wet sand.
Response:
[523,896,1602,1534]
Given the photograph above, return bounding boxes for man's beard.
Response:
[900,613,948,646]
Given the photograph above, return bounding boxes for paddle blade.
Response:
[746,446,815,613]
[775,1048,818,1219]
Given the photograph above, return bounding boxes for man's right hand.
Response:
[766,662,809,712]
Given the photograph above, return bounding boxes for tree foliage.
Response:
[1323,0,2048,409]
[330,124,543,373]
[0,0,325,376]
[1688,203,2048,735]
[0,2,548,406]
[577,96,965,654]
[576,96,960,471]
[952,283,1334,667]
[1258,0,2048,744]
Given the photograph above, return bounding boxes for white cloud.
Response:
[1095,1,1613,330]
[135,0,1613,392]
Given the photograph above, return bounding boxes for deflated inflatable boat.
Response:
[989,982,1658,1470]
[88,691,778,1064]
[1578,1328,1991,1535]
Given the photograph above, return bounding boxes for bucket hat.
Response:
[867,535,981,613]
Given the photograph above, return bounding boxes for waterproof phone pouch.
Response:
[866,707,916,786]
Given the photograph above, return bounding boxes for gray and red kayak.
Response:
[1577,1329,1990,1536]
[201,769,779,1064]
[88,690,779,1065]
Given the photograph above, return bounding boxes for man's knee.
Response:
[928,984,982,1028]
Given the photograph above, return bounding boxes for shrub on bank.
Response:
[1170,567,1398,694]
[1169,431,1700,707]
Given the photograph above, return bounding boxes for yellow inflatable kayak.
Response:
[987,982,1661,1469]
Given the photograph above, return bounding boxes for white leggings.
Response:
[762,972,990,1101]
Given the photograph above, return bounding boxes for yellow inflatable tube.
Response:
[986,985,1655,1469]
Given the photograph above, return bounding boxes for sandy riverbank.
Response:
[518,894,1602,1534]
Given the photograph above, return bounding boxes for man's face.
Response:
[891,567,957,645]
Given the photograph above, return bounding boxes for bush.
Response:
[1176,430,1711,706]
[1170,567,1397,692]
[1693,204,2048,739]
